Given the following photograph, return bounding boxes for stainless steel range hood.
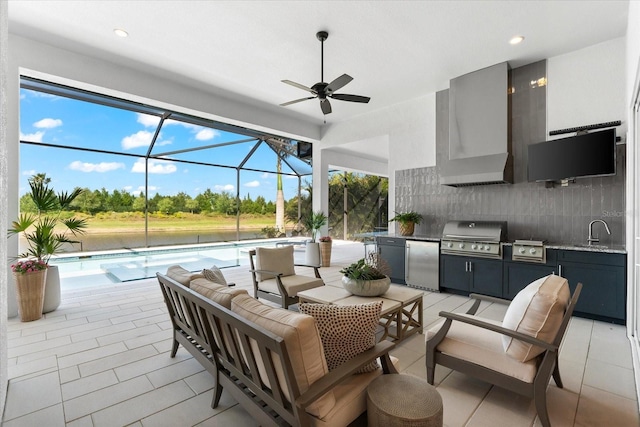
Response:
[440,62,512,187]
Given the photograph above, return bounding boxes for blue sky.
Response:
[18,88,308,201]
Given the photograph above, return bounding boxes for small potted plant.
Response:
[302,211,328,266]
[339,253,391,297]
[390,211,423,236]
[319,235,332,267]
[8,173,88,320]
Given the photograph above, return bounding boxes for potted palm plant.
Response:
[302,210,327,266]
[340,253,391,296]
[8,174,88,320]
[390,211,423,236]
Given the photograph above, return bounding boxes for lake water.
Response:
[21,228,267,253]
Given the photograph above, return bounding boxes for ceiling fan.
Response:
[280,31,371,115]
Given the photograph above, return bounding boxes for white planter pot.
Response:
[342,275,391,297]
[43,265,61,313]
[305,242,321,266]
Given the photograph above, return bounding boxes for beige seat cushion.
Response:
[502,274,570,362]
[201,265,228,287]
[231,294,335,419]
[299,302,382,373]
[166,265,204,287]
[426,315,538,383]
[311,357,400,427]
[190,278,247,309]
[255,246,296,281]
[259,275,324,297]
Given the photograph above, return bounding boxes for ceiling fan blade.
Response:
[325,74,353,93]
[330,93,371,103]
[320,99,332,115]
[280,96,316,107]
[282,80,315,94]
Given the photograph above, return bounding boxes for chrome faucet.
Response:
[588,219,611,245]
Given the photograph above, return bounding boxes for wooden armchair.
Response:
[426,275,582,427]
[249,245,324,309]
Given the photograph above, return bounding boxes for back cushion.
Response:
[231,294,334,418]
[166,265,204,287]
[190,278,247,309]
[502,274,570,362]
[255,246,296,281]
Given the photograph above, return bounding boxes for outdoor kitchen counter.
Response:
[378,233,441,242]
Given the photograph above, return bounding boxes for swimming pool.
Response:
[50,238,297,289]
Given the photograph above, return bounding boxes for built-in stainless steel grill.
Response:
[441,221,507,259]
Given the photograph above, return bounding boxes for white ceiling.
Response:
[7,1,629,132]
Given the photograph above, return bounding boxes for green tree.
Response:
[157,197,174,214]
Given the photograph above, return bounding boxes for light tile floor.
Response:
[3,241,639,426]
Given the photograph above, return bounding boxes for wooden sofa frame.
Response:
[157,273,398,427]
[248,248,324,309]
[426,283,582,427]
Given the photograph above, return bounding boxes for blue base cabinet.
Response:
[376,237,406,285]
[440,255,503,297]
[556,250,626,323]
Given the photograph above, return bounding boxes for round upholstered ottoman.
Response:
[366,374,443,427]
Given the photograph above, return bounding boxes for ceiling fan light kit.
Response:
[280,31,371,115]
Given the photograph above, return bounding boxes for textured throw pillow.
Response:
[202,265,228,287]
[299,301,383,373]
[502,274,570,362]
[166,265,204,287]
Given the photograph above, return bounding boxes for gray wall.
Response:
[395,60,626,246]
[1,0,9,417]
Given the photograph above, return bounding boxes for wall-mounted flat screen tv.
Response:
[527,128,616,182]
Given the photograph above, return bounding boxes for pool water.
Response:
[50,239,288,290]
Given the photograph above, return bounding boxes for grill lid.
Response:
[442,221,507,242]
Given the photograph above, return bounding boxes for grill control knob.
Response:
[472,244,478,250]
[530,248,537,255]
[447,242,453,248]
[484,245,491,251]
[519,247,526,254]
[459,243,465,249]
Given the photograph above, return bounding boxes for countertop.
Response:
[376,234,627,254]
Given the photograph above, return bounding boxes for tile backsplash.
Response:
[395,60,625,246]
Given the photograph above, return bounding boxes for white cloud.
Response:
[123,185,133,191]
[244,180,260,188]
[261,173,271,179]
[130,185,158,196]
[34,118,62,129]
[20,131,45,142]
[22,169,37,177]
[214,184,235,192]
[122,130,154,149]
[131,159,177,174]
[137,113,161,127]
[69,161,125,173]
[195,128,216,141]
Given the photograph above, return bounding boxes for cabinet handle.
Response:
[468,261,473,272]
[558,264,562,277]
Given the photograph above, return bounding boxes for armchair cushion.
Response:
[426,315,539,383]
[166,265,204,287]
[256,246,296,281]
[259,275,325,297]
[299,301,383,374]
[502,274,570,362]
[201,265,228,287]
[190,278,247,309]
[231,294,335,418]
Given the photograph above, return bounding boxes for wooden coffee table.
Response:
[298,284,424,342]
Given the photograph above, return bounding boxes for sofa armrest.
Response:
[295,340,397,409]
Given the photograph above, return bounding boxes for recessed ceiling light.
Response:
[509,35,524,45]
[114,28,128,38]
